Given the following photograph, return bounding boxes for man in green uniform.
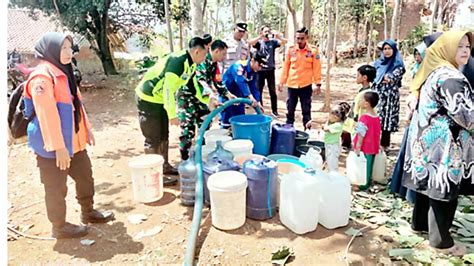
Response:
[135,37,207,185]
[177,40,236,160]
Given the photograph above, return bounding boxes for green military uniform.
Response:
[135,50,196,171]
[177,53,230,160]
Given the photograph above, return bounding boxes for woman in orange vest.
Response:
[24,32,114,239]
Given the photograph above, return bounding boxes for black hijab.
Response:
[35,32,81,133]
[462,56,474,88]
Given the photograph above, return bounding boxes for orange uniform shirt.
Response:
[279,44,322,88]
[27,61,91,154]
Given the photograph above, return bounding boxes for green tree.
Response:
[260,0,286,33]
[10,0,119,75]
[171,1,190,49]
[340,0,367,57]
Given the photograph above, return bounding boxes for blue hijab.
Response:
[374,40,405,85]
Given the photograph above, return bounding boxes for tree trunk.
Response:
[164,0,174,52]
[191,0,204,36]
[390,0,401,39]
[286,0,297,43]
[303,0,312,32]
[429,0,439,33]
[396,0,403,41]
[239,0,246,22]
[215,0,220,36]
[332,0,339,65]
[323,0,334,112]
[353,17,359,58]
[382,0,388,39]
[366,0,375,62]
[89,1,117,75]
[363,14,369,46]
[179,19,184,50]
[232,0,237,24]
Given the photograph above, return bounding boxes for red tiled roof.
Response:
[8,9,63,53]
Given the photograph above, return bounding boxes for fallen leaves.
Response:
[345,227,363,237]
[271,246,294,265]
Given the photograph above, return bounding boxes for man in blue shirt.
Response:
[220,51,268,128]
[248,26,287,117]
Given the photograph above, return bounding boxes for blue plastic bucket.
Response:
[229,114,272,156]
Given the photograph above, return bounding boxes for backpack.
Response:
[8,82,34,139]
[7,70,54,139]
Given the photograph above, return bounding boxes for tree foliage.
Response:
[259,0,286,33]
[10,0,119,75]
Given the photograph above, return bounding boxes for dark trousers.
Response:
[220,103,245,128]
[138,103,169,152]
[390,127,416,204]
[36,150,95,227]
[341,131,352,149]
[381,130,391,148]
[412,192,457,249]
[257,70,278,113]
[286,85,312,126]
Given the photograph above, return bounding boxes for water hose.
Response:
[184,98,262,265]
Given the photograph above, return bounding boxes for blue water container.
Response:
[229,114,272,156]
[270,124,296,155]
[203,156,240,206]
[242,158,278,220]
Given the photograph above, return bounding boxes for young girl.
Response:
[353,91,381,190]
[322,102,350,172]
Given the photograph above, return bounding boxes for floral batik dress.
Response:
[403,66,474,201]
[373,66,406,132]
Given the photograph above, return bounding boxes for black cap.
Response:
[236,22,248,32]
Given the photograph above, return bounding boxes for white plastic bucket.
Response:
[204,129,229,139]
[224,139,253,158]
[207,171,248,230]
[128,154,164,203]
[205,135,232,149]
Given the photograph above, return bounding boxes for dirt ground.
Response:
[7,59,410,265]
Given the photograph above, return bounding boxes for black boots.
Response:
[52,222,88,239]
[81,209,115,224]
[51,209,114,239]
[158,140,179,176]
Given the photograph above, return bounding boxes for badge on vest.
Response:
[182,74,188,80]
[34,85,45,95]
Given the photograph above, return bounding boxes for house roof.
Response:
[8,9,63,53]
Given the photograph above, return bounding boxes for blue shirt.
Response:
[222,59,260,102]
